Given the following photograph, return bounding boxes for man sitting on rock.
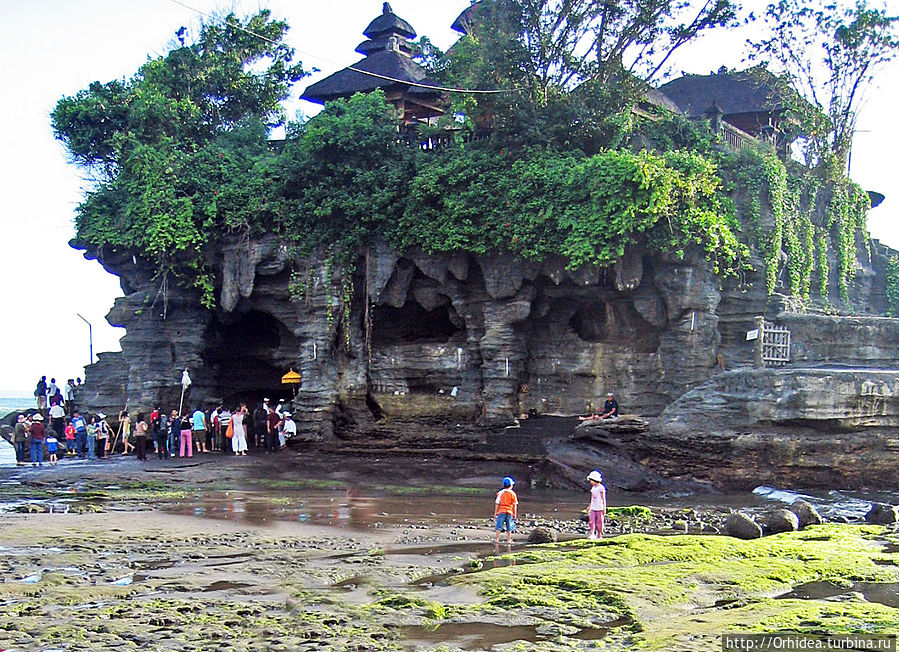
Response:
[579,392,619,421]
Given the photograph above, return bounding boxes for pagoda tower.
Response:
[301,3,444,124]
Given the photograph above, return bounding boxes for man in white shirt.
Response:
[63,379,76,415]
[281,412,296,448]
[49,402,66,439]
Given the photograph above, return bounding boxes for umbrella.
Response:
[281,369,302,397]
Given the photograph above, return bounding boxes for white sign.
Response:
[745,329,760,341]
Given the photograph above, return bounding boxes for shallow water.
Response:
[0,440,17,468]
[779,581,899,609]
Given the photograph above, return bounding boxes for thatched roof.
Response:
[301,49,439,104]
[452,3,479,34]
[642,87,681,113]
[364,3,415,40]
[659,67,792,118]
[301,2,441,106]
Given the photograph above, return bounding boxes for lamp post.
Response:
[76,313,93,366]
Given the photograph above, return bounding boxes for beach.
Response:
[0,449,896,651]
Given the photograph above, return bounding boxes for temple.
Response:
[301,3,444,125]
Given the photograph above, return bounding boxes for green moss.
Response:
[626,598,899,651]
[453,525,898,640]
[607,505,653,520]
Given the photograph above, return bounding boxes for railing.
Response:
[720,122,756,152]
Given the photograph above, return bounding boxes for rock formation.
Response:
[75,221,899,490]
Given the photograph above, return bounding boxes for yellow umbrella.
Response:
[281,369,302,397]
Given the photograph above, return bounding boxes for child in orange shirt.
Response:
[494,477,518,544]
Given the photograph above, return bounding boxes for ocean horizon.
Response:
[0,397,36,417]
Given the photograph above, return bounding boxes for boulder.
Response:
[763,509,800,535]
[724,512,762,539]
[527,526,558,544]
[865,503,899,525]
[789,500,823,529]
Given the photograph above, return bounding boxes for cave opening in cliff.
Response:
[202,309,298,407]
[371,301,462,344]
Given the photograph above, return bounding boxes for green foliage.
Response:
[885,258,899,317]
[54,11,305,306]
[398,146,747,276]
[723,146,867,301]
[438,0,737,152]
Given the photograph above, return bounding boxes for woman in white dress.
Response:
[231,404,248,456]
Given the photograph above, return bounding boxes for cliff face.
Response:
[79,228,899,489]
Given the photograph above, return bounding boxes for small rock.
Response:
[527,526,557,544]
[724,512,762,540]
[865,503,899,525]
[763,509,799,535]
[789,500,823,529]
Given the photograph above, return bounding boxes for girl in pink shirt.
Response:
[587,470,606,540]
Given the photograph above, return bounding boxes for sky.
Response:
[1,0,898,396]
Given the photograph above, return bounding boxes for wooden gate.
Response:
[752,317,791,367]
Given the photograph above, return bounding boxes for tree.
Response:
[750,0,899,169]
[52,10,305,174]
[52,11,306,307]
[442,0,738,150]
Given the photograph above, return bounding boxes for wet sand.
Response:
[1,448,895,651]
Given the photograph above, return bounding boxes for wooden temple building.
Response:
[660,67,797,158]
[302,4,800,159]
[301,3,444,126]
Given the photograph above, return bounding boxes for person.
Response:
[192,407,208,453]
[49,400,66,441]
[63,379,76,415]
[134,412,148,461]
[155,410,169,460]
[64,419,76,456]
[119,409,134,455]
[218,407,231,454]
[85,416,98,461]
[180,412,194,458]
[71,411,88,458]
[168,409,180,458]
[47,378,59,402]
[96,413,109,459]
[28,413,45,467]
[599,393,618,419]
[579,392,619,421]
[13,414,28,466]
[253,403,268,449]
[281,412,296,448]
[265,406,281,453]
[34,376,48,410]
[587,470,607,540]
[46,432,59,465]
[494,477,518,544]
[231,404,248,456]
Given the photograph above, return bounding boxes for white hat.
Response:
[32,413,44,421]
[97,412,107,419]
[587,470,602,482]
[283,412,291,418]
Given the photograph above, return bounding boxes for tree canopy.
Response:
[750,0,899,169]
[439,0,738,150]
[52,5,877,313]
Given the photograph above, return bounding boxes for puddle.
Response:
[203,580,252,592]
[19,573,41,583]
[403,623,543,650]
[779,581,899,609]
[109,576,133,586]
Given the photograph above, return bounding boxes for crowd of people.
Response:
[13,379,297,467]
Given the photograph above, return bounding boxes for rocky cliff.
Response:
[77,226,899,490]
